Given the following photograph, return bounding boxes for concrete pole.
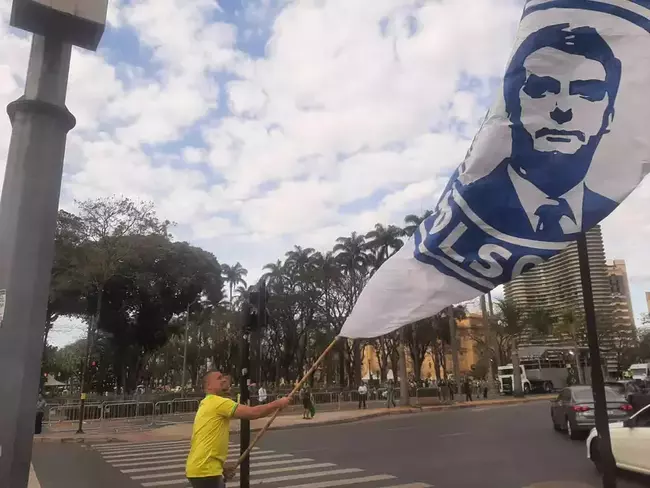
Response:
[448,306,461,392]
[480,294,495,393]
[398,327,409,406]
[181,302,190,398]
[0,35,75,487]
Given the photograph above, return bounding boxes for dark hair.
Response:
[504,23,622,124]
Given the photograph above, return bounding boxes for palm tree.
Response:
[364,224,405,268]
[557,309,586,384]
[221,262,248,310]
[333,232,368,292]
[285,245,317,277]
[495,299,526,397]
[403,210,433,237]
[262,260,284,286]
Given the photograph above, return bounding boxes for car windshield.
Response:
[630,367,647,376]
[573,387,623,402]
[499,368,513,375]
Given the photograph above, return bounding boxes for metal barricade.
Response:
[44,402,104,433]
[101,401,155,427]
[415,387,440,406]
[155,398,200,424]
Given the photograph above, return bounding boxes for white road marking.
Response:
[142,468,363,487]
[272,474,396,488]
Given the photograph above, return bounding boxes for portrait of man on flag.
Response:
[462,23,621,242]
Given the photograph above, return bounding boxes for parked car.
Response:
[604,380,642,403]
[550,386,633,440]
[587,403,650,476]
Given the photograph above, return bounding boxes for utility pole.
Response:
[0,2,107,485]
[239,301,252,488]
[480,295,495,393]
[181,301,191,398]
[448,306,461,393]
[577,233,617,488]
[398,327,409,406]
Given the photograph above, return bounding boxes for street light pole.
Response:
[0,3,106,485]
[0,35,75,486]
[577,233,617,488]
[181,301,192,398]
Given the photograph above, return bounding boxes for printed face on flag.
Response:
[339,0,650,339]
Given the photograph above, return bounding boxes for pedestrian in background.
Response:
[386,380,396,408]
[258,384,267,404]
[463,377,473,402]
[35,394,47,435]
[358,382,368,409]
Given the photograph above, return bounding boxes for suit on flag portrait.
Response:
[339,0,650,340]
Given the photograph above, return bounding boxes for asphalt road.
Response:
[32,401,648,488]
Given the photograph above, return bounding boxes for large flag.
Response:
[339,0,650,339]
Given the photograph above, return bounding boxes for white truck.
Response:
[627,363,650,381]
[498,361,568,394]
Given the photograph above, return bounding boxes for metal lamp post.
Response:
[181,296,203,398]
[0,2,107,485]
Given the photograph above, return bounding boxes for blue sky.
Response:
[0,0,648,347]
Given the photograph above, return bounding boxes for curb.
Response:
[34,395,553,444]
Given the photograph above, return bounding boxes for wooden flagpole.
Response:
[235,336,341,467]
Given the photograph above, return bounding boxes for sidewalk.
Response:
[34,394,554,444]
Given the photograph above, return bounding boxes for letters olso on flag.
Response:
[339,0,650,339]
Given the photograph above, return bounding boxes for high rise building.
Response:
[504,225,618,372]
[606,259,638,361]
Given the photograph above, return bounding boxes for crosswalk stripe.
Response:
[103,448,190,460]
[110,451,282,468]
[120,456,311,473]
[142,468,364,487]
[241,463,336,477]
[103,447,267,462]
[131,462,336,481]
[94,440,198,452]
[275,475,397,488]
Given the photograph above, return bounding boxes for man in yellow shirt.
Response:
[186,371,291,487]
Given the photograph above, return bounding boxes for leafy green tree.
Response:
[495,299,525,396]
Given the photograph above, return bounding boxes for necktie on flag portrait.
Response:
[338,0,650,339]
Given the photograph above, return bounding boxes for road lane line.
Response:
[438,432,465,438]
[377,484,433,488]
[104,448,272,462]
[272,474,396,488]
[141,468,364,487]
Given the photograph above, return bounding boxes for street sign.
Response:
[0,289,6,327]
[11,0,108,51]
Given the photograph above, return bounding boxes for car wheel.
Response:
[544,382,553,393]
[566,417,580,440]
[590,439,603,474]
[524,383,531,394]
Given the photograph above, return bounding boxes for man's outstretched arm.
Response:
[232,396,291,420]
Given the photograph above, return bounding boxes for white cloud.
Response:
[2,0,648,343]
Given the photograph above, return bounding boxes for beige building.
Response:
[646,291,650,314]
[361,313,488,381]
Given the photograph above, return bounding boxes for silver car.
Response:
[550,386,633,440]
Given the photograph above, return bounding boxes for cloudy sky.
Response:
[1,0,648,347]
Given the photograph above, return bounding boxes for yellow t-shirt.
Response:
[186,394,238,478]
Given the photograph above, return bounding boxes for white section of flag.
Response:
[338,241,478,338]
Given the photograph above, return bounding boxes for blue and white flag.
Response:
[339,0,650,339]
